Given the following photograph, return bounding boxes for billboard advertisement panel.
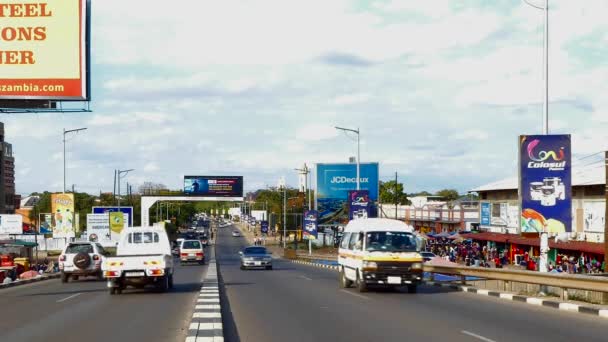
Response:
[315,163,379,225]
[109,212,125,234]
[303,210,318,240]
[348,190,370,220]
[93,206,133,227]
[87,213,109,233]
[40,213,52,234]
[519,135,572,234]
[480,202,491,226]
[184,176,243,197]
[0,1,90,100]
[51,193,75,238]
[0,215,23,234]
[260,221,269,234]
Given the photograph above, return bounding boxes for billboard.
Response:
[480,202,491,226]
[315,163,379,225]
[303,210,318,240]
[40,213,52,234]
[87,213,109,234]
[0,215,23,234]
[93,206,133,227]
[0,1,90,100]
[519,135,572,234]
[109,212,125,234]
[348,190,370,220]
[51,193,75,238]
[260,221,269,234]
[184,176,243,197]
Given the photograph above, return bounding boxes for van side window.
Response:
[340,233,351,249]
[349,233,359,250]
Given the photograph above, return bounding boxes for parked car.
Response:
[239,246,272,270]
[180,240,205,265]
[232,230,241,237]
[59,242,108,283]
[102,228,174,294]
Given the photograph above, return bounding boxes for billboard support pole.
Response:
[604,151,607,267]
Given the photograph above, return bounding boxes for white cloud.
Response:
[143,162,160,173]
[294,124,339,142]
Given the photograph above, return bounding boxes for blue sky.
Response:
[4,0,608,196]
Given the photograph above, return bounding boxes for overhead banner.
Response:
[109,212,125,234]
[260,221,269,234]
[92,206,133,226]
[184,176,243,197]
[480,202,491,226]
[303,210,318,240]
[348,190,370,220]
[0,0,90,100]
[519,135,572,234]
[315,163,379,225]
[0,215,23,234]
[51,193,75,238]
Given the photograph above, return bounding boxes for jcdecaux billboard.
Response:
[519,135,572,234]
[315,163,379,225]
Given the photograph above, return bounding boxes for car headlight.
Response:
[362,261,377,270]
[411,262,423,270]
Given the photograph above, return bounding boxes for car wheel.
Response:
[339,268,353,289]
[265,265,272,270]
[61,272,69,283]
[240,265,245,270]
[356,271,367,293]
[116,286,123,295]
[158,275,169,292]
[168,274,174,289]
[97,271,104,281]
[407,284,417,294]
[110,287,116,295]
[72,275,79,281]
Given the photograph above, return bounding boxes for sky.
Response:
[4,0,608,196]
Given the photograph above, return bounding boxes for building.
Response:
[16,196,40,233]
[0,122,17,213]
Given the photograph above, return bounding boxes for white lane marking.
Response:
[193,312,222,318]
[299,275,313,281]
[461,330,497,342]
[56,292,82,303]
[198,298,220,303]
[196,304,221,310]
[340,290,369,300]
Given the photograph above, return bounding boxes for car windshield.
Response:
[182,240,201,249]
[365,231,417,252]
[244,247,266,255]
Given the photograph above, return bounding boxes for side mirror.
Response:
[238,251,243,256]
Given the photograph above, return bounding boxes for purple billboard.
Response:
[348,190,370,220]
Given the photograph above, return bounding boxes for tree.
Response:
[435,189,460,202]
[380,181,410,205]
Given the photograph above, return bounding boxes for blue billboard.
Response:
[316,163,379,225]
[92,207,133,227]
[303,210,318,240]
[260,221,269,234]
[348,190,370,220]
[480,202,491,226]
[519,135,571,233]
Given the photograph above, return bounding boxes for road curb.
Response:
[186,252,224,342]
[0,273,61,290]
[291,258,608,320]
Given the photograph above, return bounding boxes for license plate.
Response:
[189,253,195,257]
[387,276,401,284]
[126,272,145,277]
[254,261,261,266]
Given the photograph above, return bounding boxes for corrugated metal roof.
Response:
[471,164,605,192]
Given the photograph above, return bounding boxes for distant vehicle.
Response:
[59,242,108,283]
[338,218,423,293]
[102,228,174,295]
[232,230,241,237]
[239,246,272,270]
[180,240,205,265]
[200,234,209,247]
[420,252,437,262]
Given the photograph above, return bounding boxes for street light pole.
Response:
[63,127,87,193]
[117,169,134,210]
[335,126,361,190]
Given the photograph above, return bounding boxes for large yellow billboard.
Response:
[0,1,90,100]
[51,193,75,238]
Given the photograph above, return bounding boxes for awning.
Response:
[461,232,604,255]
[0,239,38,248]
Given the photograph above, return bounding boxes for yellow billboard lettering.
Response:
[0,50,35,65]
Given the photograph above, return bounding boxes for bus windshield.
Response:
[365,231,417,252]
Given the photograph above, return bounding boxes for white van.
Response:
[338,218,423,293]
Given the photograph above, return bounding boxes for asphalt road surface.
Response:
[0,255,208,342]
[217,226,608,342]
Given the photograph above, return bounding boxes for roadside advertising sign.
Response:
[86,213,109,233]
[260,221,269,234]
[0,1,91,100]
[40,213,53,234]
[109,212,125,234]
[92,206,133,226]
[51,193,75,238]
[315,163,379,225]
[303,210,318,240]
[480,202,491,226]
[348,190,370,220]
[0,215,23,234]
[184,176,244,197]
[519,135,572,234]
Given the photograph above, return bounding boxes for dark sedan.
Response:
[239,246,272,270]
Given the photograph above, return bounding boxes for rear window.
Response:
[182,240,201,249]
[128,232,160,244]
[244,247,267,254]
[66,244,93,254]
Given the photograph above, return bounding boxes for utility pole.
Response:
[604,151,607,265]
[395,171,398,220]
[62,127,87,193]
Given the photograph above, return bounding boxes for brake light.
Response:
[59,255,66,262]
[93,254,100,261]
[104,271,118,277]
[196,252,204,257]
[181,253,188,257]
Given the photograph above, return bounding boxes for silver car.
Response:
[239,246,272,270]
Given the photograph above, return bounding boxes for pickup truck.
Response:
[102,227,174,295]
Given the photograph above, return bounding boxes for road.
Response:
[217,225,608,342]
[0,256,208,342]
